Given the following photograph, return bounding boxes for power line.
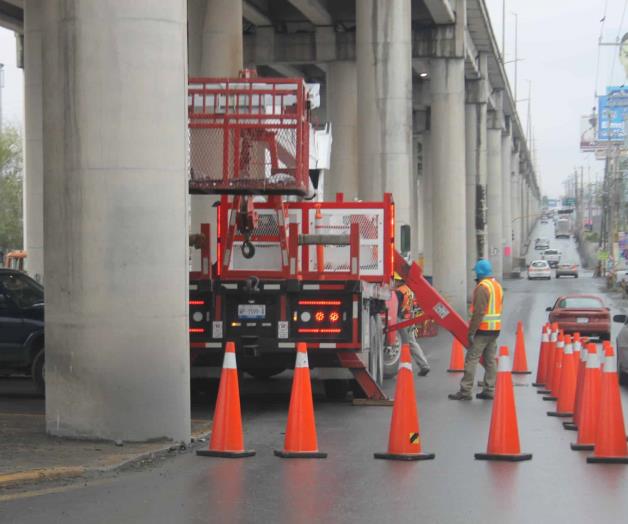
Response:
[594,0,610,98]
[609,0,628,81]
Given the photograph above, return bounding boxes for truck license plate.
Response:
[577,317,589,324]
[238,304,266,320]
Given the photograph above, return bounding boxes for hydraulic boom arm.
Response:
[389,251,470,347]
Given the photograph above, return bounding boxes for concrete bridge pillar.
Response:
[42,0,190,442]
[511,149,521,262]
[23,0,44,282]
[501,131,513,277]
[325,61,358,200]
[465,102,478,294]
[430,57,467,313]
[487,113,503,278]
[356,0,413,239]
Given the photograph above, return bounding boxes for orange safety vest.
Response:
[470,277,503,331]
[397,284,414,319]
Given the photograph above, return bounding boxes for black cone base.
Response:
[537,389,551,395]
[563,422,578,431]
[197,449,256,458]
[570,443,594,451]
[512,370,532,375]
[547,411,573,417]
[274,450,327,459]
[587,455,628,464]
[447,369,464,373]
[374,452,436,461]
[532,382,545,387]
[542,396,557,401]
[475,452,533,462]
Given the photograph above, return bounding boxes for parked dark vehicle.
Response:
[546,294,610,341]
[612,314,628,385]
[0,269,45,393]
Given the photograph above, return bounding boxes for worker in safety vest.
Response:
[394,273,430,376]
[448,259,503,400]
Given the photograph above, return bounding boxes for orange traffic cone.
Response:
[564,342,593,431]
[571,346,602,451]
[197,342,255,458]
[548,335,577,417]
[538,324,558,394]
[533,324,550,387]
[375,344,435,461]
[447,337,466,372]
[588,347,628,463]
[543,333,566,401]
[275,343,326,458]
[475,346,532,462]
[512,321,531,374]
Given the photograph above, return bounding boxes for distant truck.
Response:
[555,218,571,239]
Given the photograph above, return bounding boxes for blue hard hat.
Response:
[473,259,493,278]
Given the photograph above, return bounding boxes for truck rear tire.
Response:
[384,331,401,379]
[324,379,350,400]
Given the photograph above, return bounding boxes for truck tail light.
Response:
[189,300,205,306]
[298,328,341,334]
[189,328,205,334]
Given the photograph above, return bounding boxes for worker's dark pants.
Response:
[397,319,430,371]
[460,333,499,394]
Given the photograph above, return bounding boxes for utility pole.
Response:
[502,0,506,63]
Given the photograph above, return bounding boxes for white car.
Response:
[528,260,551,280]
[535,238,550,250]
[541,249,561,268]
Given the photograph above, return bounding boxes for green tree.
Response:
[0,125,23,254]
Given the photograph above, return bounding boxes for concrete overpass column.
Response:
[430,57,467,313]
[23,0,44,282]
[42,0,190,442]
[511,148,521,262]
[189,0,243,268]
[501,131,513,277]
[465,102,478,295]
[522,176,529,243]
[487,113,503,278]
[357,0,413,237]
[325,61,358,200]
[422,131,434,276]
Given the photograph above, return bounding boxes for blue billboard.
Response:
[598,86,628,141]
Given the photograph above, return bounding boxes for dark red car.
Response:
[546,294,611,340]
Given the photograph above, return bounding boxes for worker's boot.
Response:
[448,391,472,401]
[476,391,494,400]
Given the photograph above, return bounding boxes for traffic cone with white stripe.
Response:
[571,347,602,451]
[275,343,327,458]
[475,346,532,461]
[564,341,593,431]
[447,337,465,372]
[512,321,532,374]
[587,347,628,463]
[375,344,435,461]
[543,332,565,401]
[533,324,551,387]
[197,341,255,458]
[538,324,558,394]
[548,335,577,417]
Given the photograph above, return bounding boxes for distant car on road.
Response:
[541,249,561,268]
[555,262,579,278]
[0,269,45,393]
[528,260,551,280]
[535,238,550,250]
[611,314,628,385]
[547,294,610,341]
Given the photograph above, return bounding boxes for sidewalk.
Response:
[0,406,210,489]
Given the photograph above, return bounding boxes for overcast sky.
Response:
[1,2,626,198]
[486,0,628,197]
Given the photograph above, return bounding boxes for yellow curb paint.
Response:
[0,467,85,487]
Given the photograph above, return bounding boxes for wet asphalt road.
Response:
[2,222,628,523]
